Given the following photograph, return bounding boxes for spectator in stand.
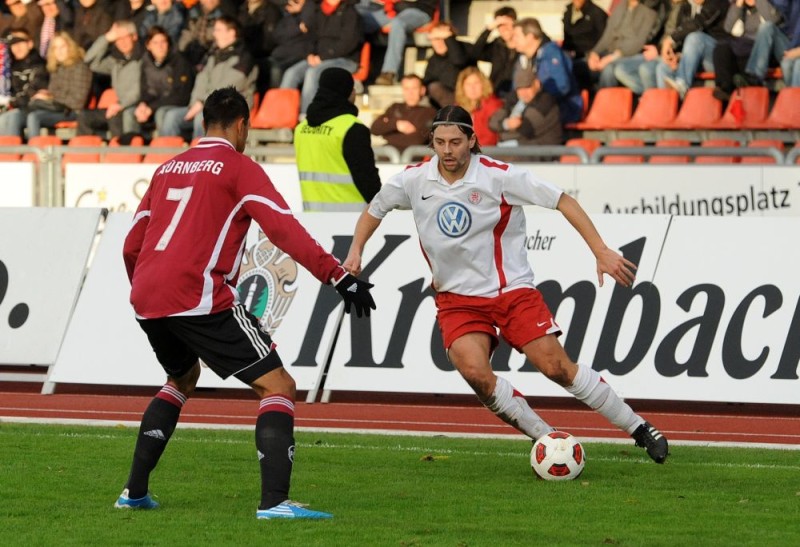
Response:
[490,66,562,146]
[355,0,438,86]
[659,0,729,98]
[467,5,517,99]
[0,28,49,137]
[610,0,672,95]
[712,0,780,101]
[280,0,363,115]
[741,0,800,87]
[140,0,186,45]
[454,66,502,146]
[72,0,114,51]
[159,15,256,141]
[237,0,281,94]
[179,0,237,68]
[26,31,92,137]
[370,73,435,152]
[37,0,74,60]
[1,0,44,48]
[421,21,470,108]
[115,0,150,36]
[587,0,657,89]
[78,19,144,139]
[563,0,608,91]
[267,0,311,89]
[513,17,582,125]
[133,25,194,137]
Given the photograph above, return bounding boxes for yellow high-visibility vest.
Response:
[294,114,366,212]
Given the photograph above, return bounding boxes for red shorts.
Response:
[435,288,561,351]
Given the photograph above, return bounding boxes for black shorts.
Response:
[137,304,284,385]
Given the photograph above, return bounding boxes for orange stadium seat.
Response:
[661,87,722,129]
[746,87,800,130]
[706,87,769,129]
[104,135,144,163]
[352,42,371,83]
[0,135,23,161]
[560,137,601,163]
[696,138,740,164]
[54,88,118,135]
[602,138,645,163]
[566,87,633,130]
[62,135,104,164]
[740,139,785,164]
[23,134,61,162]
[649,138,691,163]
[251,88,301,130]
[623,88,679,129]
[143,135,186,164]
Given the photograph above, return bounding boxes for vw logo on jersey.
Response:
[437,202,471,238]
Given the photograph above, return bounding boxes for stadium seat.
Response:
[740,139,785,164]
[706,87,769,129]
[601,138,645,163]
[696,138,740,164]
[352,42,371,83]
[622,88,679,129]
[104,135,144,163]
[0,135,23,161]
[23,135,61,162]
[560,137,601,163]
[62,135,104,164]
[143,135,186,164]
[566,87,633,130]
[54,88,118,138]
[650,138,691,163]
[745,87,800,130]
[661,87,722,129]
[251,88,301,130]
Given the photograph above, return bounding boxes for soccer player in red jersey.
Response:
[115,87,375,519]
[344,105,669,464]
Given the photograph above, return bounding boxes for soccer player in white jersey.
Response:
[344,105,669,464]
[115,87,375,519]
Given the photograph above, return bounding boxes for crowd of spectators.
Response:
[0,0,798,146]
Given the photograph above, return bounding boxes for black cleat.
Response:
[632,421,669,463]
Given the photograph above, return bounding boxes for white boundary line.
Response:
[2,416,799,450]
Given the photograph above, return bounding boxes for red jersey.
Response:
[123,137,345,318]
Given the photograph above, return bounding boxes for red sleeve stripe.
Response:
[479,156,510,171]
[259,395,295,416]
[493,196,512,294]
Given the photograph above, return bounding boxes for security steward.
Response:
[294,67,381,212]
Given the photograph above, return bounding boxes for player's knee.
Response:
[539,359,573,387]
[171,362,200,396]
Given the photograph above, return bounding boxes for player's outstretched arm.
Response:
[556,193,637,288]
[343,208,383,277]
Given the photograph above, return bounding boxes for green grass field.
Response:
[1,423,798,546]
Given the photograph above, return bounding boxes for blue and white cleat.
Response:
[114,488,160,509]
[256,500,332,520]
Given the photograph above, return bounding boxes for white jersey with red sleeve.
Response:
[368,154,563,297]
[123,137,345,318]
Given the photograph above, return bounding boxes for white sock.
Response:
[565,365,643,435]
[483,377,554,440]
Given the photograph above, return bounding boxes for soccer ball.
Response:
[531,431,585,481]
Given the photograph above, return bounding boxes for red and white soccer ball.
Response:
[531,431,586,481]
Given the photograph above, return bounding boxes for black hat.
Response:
[5,34,29,45]
[316,67,354,101]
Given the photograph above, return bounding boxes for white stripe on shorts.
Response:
[232,305,271,359]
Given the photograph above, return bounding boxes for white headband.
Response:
[432,121,474,131]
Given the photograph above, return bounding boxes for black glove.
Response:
[334,273,376,318]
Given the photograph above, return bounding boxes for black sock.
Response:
[255,396,295,510]
[125,385,185,498]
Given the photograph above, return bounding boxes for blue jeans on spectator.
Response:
[595,57,626,88]
[0,108,26,138]
[356,0,430,76]
[656,31,716,89]
[26,109,75,138]
[157,106,203,141]
[613,55,658,94]
[745,22,789,79]
[280,57,359,114]
[782,56,800,87]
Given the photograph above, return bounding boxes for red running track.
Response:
[2,384,799,448]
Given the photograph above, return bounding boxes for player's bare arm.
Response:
[556,193,637,288]
[343,209,383,276]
